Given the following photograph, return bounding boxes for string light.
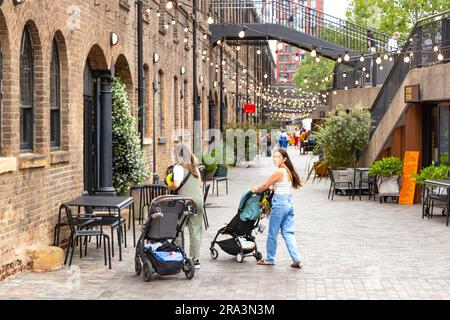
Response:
[311,48,317,57]
[344,52,350,62]
[438,53,444,61]
[337,55,342,63]
[360,55,365,62]
[376,56,382,64]
[404,55,410,63]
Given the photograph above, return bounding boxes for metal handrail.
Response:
[368,9,450,139]
[210,0,396,52]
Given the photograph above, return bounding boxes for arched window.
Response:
[50,39,61,148]
[20,27,34,151]
[174,77,179,129]
[157,70,164,137]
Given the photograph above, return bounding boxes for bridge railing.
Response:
[210,0,396,53]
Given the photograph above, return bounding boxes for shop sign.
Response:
[404,84,420,103]
[399,151,420,205]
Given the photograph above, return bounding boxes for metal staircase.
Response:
[209,0,395,59]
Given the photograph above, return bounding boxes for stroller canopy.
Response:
[238,190,262,221]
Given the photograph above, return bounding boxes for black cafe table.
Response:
[423,180,450,226]
[64,196,135,260]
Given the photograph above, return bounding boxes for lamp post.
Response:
[152,80,159,183]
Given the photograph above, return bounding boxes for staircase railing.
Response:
[210,0,395,53]
[369,9,450,137]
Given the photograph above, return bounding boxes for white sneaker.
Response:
[193,259,200,269]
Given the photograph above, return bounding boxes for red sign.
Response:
[244,104,256,114]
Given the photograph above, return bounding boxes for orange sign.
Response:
[399,151,420,205]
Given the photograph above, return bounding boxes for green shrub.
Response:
[313,103,372,169]
[412,164,450,185]
[369,157,403,177]
[112,78,148,193]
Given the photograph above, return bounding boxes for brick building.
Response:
[0,0,275,280]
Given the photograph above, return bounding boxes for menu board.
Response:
[399,151,420,205]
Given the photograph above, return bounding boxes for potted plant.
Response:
[413,164,450,185]
[369,156,403,196]
[112,78,148,194]
[201,149,218,179]
[309,104,371,182]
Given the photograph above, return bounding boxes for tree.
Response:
[112,78,148,193]
[293,54,335,94]
[346,0,450,37]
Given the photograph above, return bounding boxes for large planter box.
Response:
[377,175,400,196]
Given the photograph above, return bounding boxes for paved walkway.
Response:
[2,148,450,300]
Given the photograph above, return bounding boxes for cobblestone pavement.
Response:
[2,148,450,300]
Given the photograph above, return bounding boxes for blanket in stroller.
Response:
[238,189,263,221]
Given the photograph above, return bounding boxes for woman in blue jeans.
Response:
[251,149,303,268]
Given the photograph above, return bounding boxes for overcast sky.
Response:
[324,0,349,20]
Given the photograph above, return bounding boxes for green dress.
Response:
[175,167,204,259]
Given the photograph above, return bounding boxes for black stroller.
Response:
[135,195,197,282]
[210,190,273,263]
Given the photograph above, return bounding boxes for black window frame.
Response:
[50,38,61,148]
[20,27,34,151]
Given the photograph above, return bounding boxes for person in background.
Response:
[280,129,288,149]
[294,127,301,150]
[299,129,308,154]
[367,28,376,53]
[275,127,282,149]
[387,31,400,52]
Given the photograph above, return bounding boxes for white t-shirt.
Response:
[173,164,185,182]
[281,132,287,139]
[295,131,300,137]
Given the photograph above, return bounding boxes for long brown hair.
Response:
[275,149,303,188]
[173,144,200,179]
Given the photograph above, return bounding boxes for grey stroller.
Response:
[135,195,197,282]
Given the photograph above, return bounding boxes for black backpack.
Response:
[165,165,191,194]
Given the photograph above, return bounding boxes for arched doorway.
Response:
[83,45,110,194]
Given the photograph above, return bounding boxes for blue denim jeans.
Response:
[266,194,301,264]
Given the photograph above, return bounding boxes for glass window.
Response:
[157,71,163,137]
[279,55,289,63]
[20,27,34,150]
[174,77,179,129]
[50,39,61,148]
[439,107,449,163]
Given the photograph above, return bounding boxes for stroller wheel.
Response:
[210,248,219,260]
[184,258,195,280]
[236,253,244,263]
[255,251,263,261]
[142,261,154,282]
[134,257,142,276]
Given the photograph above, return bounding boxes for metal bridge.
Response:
[209,0,396,60]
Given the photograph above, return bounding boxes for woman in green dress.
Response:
[168,144,204,269]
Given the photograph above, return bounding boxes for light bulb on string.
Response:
[360,55,365,62]
[166,1,173,10]
[344,52,350,62]
[238,29,245,38]
[277,42,283,51]
[376,56,382,64]
[404,55,410,63]
[337,55,342,63]
[438,53,444,61]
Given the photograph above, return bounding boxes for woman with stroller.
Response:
[251,149,303,268]
[168,144,204,269]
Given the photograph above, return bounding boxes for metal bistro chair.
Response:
[212,165,229,196]
[53,192,97,247]
[422,185,449,225]
[130,184,169,226]
[61,204,112,269]
[328,167,353,200]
